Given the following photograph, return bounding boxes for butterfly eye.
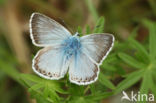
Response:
[77,33,80,36]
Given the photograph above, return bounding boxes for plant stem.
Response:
[84,86,90,94]
[148,0,156,17]
[84,0,99,21]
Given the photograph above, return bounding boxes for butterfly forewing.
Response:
[30,13,71,80]
[30,13,71,47]
[80,33,114,65]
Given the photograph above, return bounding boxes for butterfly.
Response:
[29,12,115,85]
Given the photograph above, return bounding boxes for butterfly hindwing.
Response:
[30,13,71,47]
[32,47,70,80]
[69,51,99,85]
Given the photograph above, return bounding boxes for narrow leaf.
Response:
[100,64,116,72]
[139,70,152,102]
[143,20,156,60]
[128,27,138,39]
[114,70,144,94]
[118,53,146,69]
[99,73,115,90]
[93,17,105,33]
[85,92,113,101]
[20,74,43,83]
[89,84,96,95]
[128,38,149,62]
[140,71,150,94]
[77,26,83,36]
[85,24,91,34]
[28,83,44,92]
[0,60,20,82]
[150,75,156,98]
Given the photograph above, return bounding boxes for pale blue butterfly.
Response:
[30,13,115,85]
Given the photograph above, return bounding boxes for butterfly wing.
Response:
[69,33,114,85]
[69,52,99,85]
[32,47,70,80]
[30,12,71,47]
[80,33,114,65]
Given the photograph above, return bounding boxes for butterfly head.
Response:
[74,32,80,37]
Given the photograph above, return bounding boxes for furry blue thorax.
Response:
[61,36,81,60]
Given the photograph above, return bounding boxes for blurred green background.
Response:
[0,0,156,103]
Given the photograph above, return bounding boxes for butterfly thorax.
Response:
[61,36,81,60]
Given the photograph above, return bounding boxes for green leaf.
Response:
[43,84,49,98]
[89,84,96,95]
[77,26,83,36]
[139,70,151,102]
[128,27,138,39]
[20,74,43,83]
[135,52,149,64]
[143,20,156,61]
[114,70,144,94]
[31,91,52,103]
[28,83,44,92]
[118,53,146,69]
[100,64,116,72]
[68,96,94,103]
[85,24,91,34]
[128,38,149,62]
[48,81,68,94]
[115,65,126,75]
[150,75,156,97]
[85,92,113,101]
[93,17,105,33]
[141,71,151,91]
[99,73,115,90]
[68,83,84,96]
[103,53,118,63]
[0,60,20,82]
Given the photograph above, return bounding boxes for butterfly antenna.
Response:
[58,17,74,34]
